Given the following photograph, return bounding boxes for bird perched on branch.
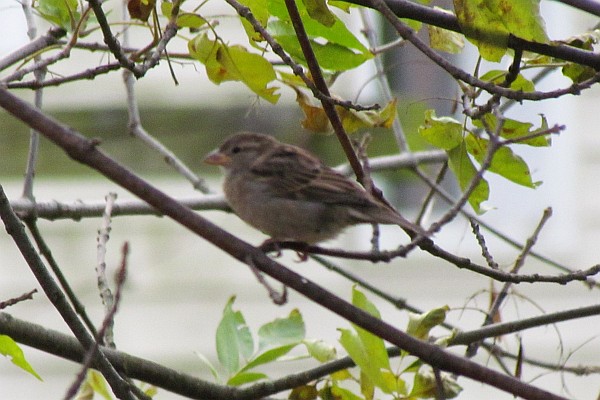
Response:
[204,132,424,244]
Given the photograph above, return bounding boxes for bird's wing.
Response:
[249,145,374,207]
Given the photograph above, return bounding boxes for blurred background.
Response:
[1,0,599,399]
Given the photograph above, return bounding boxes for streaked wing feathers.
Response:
[249,145,374,207]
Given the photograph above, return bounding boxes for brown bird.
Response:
[204,132,423,244]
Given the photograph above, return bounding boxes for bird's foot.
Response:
[259,239,282,257]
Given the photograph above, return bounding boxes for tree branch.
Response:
[0,27,66,71]
[0,186,136,400]
[347,0,600,69]
[0,86,570,400]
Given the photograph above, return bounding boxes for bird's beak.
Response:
[203,150,231,166]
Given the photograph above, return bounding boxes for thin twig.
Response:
[267,241,600,284]
[0,27,66,71]
[0,289,37,310]
[244,254,287,305]
[410,166,595,287]
[283,0,366,182]
[0,185,136,400]
[7,63,121,89]
[0,87,579,399]
[65,243,137,400]
[363,0,600,101]
[470,219,499,269]
[86,0,142,76]
[415,162,447,226]
[19,0,44,202]
[96,192,118,348]
[466,207,554,358]
[123,70,211,193]
[223,0,380,112]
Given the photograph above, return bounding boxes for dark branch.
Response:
[0,87,570,400]
[347,0,600,70]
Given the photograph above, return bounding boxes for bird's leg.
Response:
[259,238,283,257]
[259,239,312,262]
[243,254,288,305]
[294,251,309,262]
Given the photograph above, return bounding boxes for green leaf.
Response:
[141,384,158,397]
[268,0,368,50]
[215,297,254,374]
[428,8,464,54]
[331,384,364,400]
[86,370,113,400]
[238,0,270,43]
[195,352,220,381]
[303,339,337,362]
[328,0,352,12]
[0,335,42,380]
[338,288,394,394]
[161,3,207,28]
[402,358,424,374]
[556,31,599,82]
[339,328,386,393]
[350,289,390,376]
[359,369,375,399]
[188,34,280,103]
[241,343,298,372]
[562,62,596,83]
[36,0,80,30]
[227,371,268,386]
[496,0,548,43]
[268,21,370,70]
[266,0,372,70]
[479,70,535,92]
[453,0,509,61]
[406,306,449,340]
[289,385,318,400]
[339,99,398,134]
[447,143,490,213]
[453,0,547,62]
[419,109,463,150]
[473,114,551,146]
[409,370,462,398]
[302,0,336,27]
[465,135,537,188]
[177,13,207,29]
[258,309,305,350]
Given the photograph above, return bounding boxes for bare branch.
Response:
[0,27,66,71]
[0,185,136,400]
[0,289,37,310]
[0,86,571,400]
[123,69,210,193]
[86,0,142,77]
[7,63,121,89]
[10,195,228,220]
[283,0,367,182]
[65,242,137,400]
[470,219,499,270]
[452,303,600,346]
[96,192,118,347]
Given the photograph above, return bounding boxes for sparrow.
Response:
[204,132,423,244]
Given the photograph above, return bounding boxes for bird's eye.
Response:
[231,146,241,154]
